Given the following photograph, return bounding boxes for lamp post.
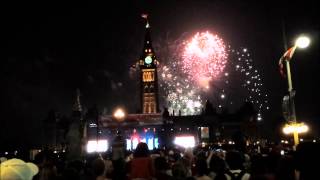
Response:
[113,108,126,133]
[114,108,126,122]
[112,108,126,160]
[282,36,310,147]
[283,122,309,145]
[113,108,126,123]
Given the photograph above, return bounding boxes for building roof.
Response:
[99,113,162,128]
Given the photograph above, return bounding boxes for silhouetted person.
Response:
[195,158,211,180]
[92,158,110,180]
[171,163,187,180]
[225,151,250,180]
[154,156,171,180]
[163,107,170,118]
[0,158,39,180]
[295,142,320,180]
[209,154,227,180]
[38,162,58,180]
[129,142,153,180]
[276,155,295,180]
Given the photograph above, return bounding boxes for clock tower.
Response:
[139,14,159,114]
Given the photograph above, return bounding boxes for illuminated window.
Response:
[145,49,148,52]
[143,104,147,113]
[143,71,154,82]
[143,93,157,113]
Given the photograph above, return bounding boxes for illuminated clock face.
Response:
[144,56,152,64]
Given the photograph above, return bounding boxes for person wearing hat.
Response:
[0,158,39,180]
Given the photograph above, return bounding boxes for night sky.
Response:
[2,0,319,148]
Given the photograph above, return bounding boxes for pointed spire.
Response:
[141,13,150,28]
[141,13,154,56]
[73,88,82,112]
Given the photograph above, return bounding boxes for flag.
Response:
[278,46,297,77]
[141,13,148,19]
[282,46,297,60]
[279,61,285,77]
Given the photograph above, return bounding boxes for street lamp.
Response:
[283,122,309,135]
[112,108,126,160]
[283,122,309,146]
[285,36,310,93]
[295,36,310,49]
[113,107,126,134]
[113,108,126,122]
[280,35,310,147]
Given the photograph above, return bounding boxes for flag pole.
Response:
[285,46,298,147]
[285,59,293,93]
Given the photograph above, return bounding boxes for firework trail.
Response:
[218,47,269,120]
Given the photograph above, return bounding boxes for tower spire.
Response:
[72,88,82,112]
[141,13,154,56]
[139,14,159,114]
[141,13,150,28]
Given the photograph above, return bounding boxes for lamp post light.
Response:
[112,108,126,160]
[281,35,310,148]
[113,108,126,131]
[113,108,126,122]
[283,122,309,146]
[113,108,126,132]
[295,36,310,49]
[286,36,310,95]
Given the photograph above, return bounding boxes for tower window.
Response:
[143,93,157,113]
[143,71,154,82]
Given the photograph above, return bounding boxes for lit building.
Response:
[43,15,260,154]
[87,15,163,151]
[138,16,160,114]
[87,15,260,151]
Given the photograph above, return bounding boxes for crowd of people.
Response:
[1,141,319,180]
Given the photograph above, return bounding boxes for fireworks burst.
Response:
[210,46,269,119]
[182,31,228,87]
[154,31,269,117]
[159,64,202,115]
[153,33,203,115]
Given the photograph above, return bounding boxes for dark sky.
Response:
[2,0,319,148]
